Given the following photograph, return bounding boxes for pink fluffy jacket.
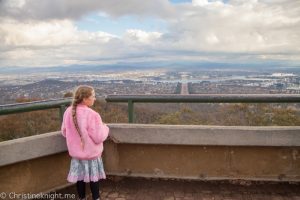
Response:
[61,104,109,160]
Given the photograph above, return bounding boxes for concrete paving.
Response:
[56,177,300,200]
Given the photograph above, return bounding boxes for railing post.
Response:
[59,105,66,123]
[128,100,134,123]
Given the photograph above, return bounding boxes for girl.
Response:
[61,85,109,200]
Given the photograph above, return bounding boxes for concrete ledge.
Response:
[0,131,67,166]
[110,124,300,147]
[0,152,71,194]
[1,124,300,193]
[1,124,300,167]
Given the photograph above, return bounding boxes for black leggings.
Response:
[76,180,100,200]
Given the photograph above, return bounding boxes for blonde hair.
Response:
[72,85,94,150]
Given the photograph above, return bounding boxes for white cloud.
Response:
[124,29,162,44]
[3,0,26,8]
[192,0,224,7]
[0,19,116,47]
[0,0,176,20]
[0,18,166,67]
[0,0,299,67]
[166,0,300,55]
[192,0,209,6]
[0,18,121,67]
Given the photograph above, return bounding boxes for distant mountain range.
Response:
[0,61,299,74]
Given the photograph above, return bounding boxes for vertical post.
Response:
[59,105,66,123]
[128,100,134,123]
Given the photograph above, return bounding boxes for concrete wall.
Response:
[0,124,300,194]
[104,143,300,181]
[104,124,300,181]
[0,152,71,194]
[0,132,70,196]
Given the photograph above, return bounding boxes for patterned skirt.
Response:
[67,157,106,183]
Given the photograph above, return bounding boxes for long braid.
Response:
[72,100,84,150]
[71,85,94,150]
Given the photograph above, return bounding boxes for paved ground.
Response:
[56,177,300,200]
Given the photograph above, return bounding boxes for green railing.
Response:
[106,94,300,123]
[0,98,72,122]
[0,94,300,123]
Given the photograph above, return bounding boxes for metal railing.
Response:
[106,94,300,123]
[0,94,300,123]
[0,98,72,122]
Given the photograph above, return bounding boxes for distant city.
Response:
[0,67,300,105]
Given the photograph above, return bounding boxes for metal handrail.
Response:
[106,94,300,103]
[0,98,72,121]
[106,94,300,123]
[0,94,299,123]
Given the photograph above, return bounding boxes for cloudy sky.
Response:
[0,0,299,68]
